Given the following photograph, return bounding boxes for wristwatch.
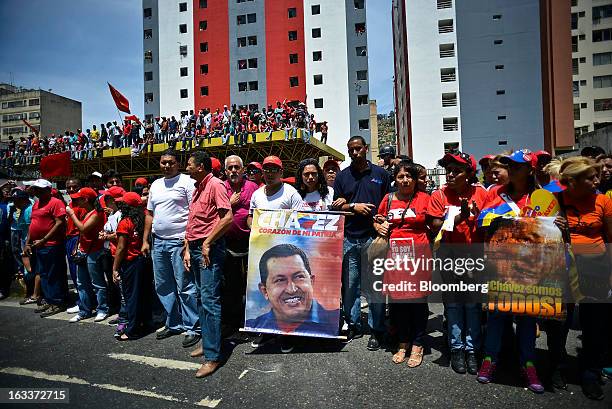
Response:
[349,203,356,210]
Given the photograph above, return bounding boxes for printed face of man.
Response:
[259,255,315,323]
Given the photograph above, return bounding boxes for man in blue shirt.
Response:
[333,136,390,349]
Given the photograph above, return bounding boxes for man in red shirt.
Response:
[24,179,68,317]
[183,151,233,378]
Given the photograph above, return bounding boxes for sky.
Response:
[0,0,394,128]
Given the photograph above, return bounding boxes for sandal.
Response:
[117,333,130,341]
[407,345,424,368]
[392,343,408,364]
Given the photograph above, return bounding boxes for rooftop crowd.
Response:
[0,139,610,400]
[0,100,324,167]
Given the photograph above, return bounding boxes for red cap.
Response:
[105,186,126,199]
[478,155,495,166]
[211,157,222,173]
[115,192,143,207]
[263,156,283,169]
[70,187,98,201]
[439,152,477,171]
[534,150,552,158]
[247,162,262,171]
[134,177,148,187]
[323,159,340,170]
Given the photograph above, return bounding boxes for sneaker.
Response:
[551,368,567,390]
[280,336,294,353]
[40,305,66,318]
[94,313,108,322]
[603,368,612,380]
[34,301,50,313]
[466,352,479,375]
[451,350,467,374]
[69,314,87,323]
[366,334,380,351]
[582,380,604,400]
[67,305,80,314]
[476,358,496,383]
[522,364,545,394]
[156,327,182,340]
[250,333,275,348]
[19,297,38,305]
[342,327,361,344]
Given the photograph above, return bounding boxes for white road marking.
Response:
[0,300,118,325]
[196,396,222,408]
[0,367,89,385]
[238,370,248,379]
[108,353,201,371]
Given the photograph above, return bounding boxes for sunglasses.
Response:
[246,169,261,175]
[263,168,281,174]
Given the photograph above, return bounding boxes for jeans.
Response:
[446,302,481,352]
[483,311,536,365]
[579,303,612,381]
[76,249,108,317]
[190,239,226,362]
[35,244,68,306]
[342,236,386,333]
[120,256,151,337]
[65,235,79,296]
[303,129,311,143]
[10,230,24,275]
[390,302,428,346]
[152,237,199,335]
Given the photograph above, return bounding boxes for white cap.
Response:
[90,171,103,178]
[26,179,52,189]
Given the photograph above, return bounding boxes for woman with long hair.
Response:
[112,192,151,340]
[374,161,431,367]
[294,158,333,210]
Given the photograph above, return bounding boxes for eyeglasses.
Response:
[263,168,281,174]
[246,169,261,175]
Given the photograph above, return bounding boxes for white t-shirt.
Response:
[103,210,122,250]
[249,183,303,215]
[301,186,334,211]
[147,173,195,239]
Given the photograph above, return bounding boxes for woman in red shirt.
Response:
[66,187,107,323]
[374,161,431,368]
[112,192,149,341]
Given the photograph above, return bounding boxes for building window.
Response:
[440,67,456,82]
[28,98,39,106]
[593,5,612,23]
[247,13,256,23]
[438,19,453,34]
[200,42,208,52]
[29,112,40,120]
[574,104,581,120]
[439,43,455,58]
[145,50,153,63]
[143,8,152,18]
[444,142,460,153]
[355,0,365,9]
[312,4,321,15]
[237,15,246,25]
[443,117,458,131]
[289,77,299,87]
[358,119,369,130]
[571,13,578,29]
[312,28,321,38]
[494,39,503,45]
[357,94,368,105]
[248,36,258,45]
[288,8,297,18]
[200,64,208,74]
[437,0,452,9]
[496,89,505,95]
[581,102,587,108]
[144,29,153,39]
[497,115,507,120]
[313,51,322,61]
[442,92,457,107]
[498,140,508,146]
[238,59,247,70]
[495,64,504,70]
[492,14,502,20]
[593,28,612,42]
[594,98,612,111]
[180,67,188,77]
[199,0,207,8]
[249,81,258,91]
[179,2,187,12]
[355,23,366,34]
[572,58,579,75]
[248,58,258,68]
[200,86,209,96]
[179,24,187,34]
[314,98,323,108]
[144,71,153,81]
[357,70,368,80]
[572,36,578,52]
[199,21,208,31]
[594,75,612,88]
[145,93,153,103]
[289,31,298,41]
[290,53,299,64]
[356,46,367,56]
[580,57,586,63]
[237,37,247,47]
[180,89,188,98]
[580,79,587,86]
[594,52,612,66]
[238,82,247,92]
[314,75,323,85]
[573,81,580,97]
[179,45,187,56]
[579,34,586,40]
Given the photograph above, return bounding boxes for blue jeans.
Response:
[65,235,79,302]
[484,311,536,365]
[10,230,24,275]
[35,244,68,306]
[190,239,226,362]
[76,248,108,317]
[342,236,386,333]
[152,237,199,335]
[446,302,481,352]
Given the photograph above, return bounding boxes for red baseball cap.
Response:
[323,159,340,170]
[478,155,495,167]
[534,150,552,159]
[105,186,126,199]
[438,152,477,170]
[247,162,262,171]
[115,192,143,207]
[263,156,283,169]
[211,157,222,173]
[134,177,148,187]
[70,187,98,201]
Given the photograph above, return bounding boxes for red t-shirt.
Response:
[66,206,87,237]
[78,210,106,253]
[427,184,488,244]
[29,197,67,246]
[116,217,143,261]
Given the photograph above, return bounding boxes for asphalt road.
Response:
[0,298,610,409]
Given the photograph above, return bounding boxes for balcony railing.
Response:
[437,0,452,9]
[442,98,457,107]
[443,123,459,131]
[438,24,454,34]
[440,49,455,58]
[441,73,456,82]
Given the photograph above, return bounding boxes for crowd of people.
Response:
[0,139,610,399]
[0,100,323,167]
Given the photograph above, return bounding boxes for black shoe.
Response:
[280,336,294,353]
[342,327,361,344]
[366,334,381,351]
[182,334,201,348]
[156,327,181,340]
[451,350,467,374]
[581,380,604,400]
[250,333,275,348]
[34,302,50,313]
[40,305,66,318]
[551,368,567,390]
[466,352,478,375]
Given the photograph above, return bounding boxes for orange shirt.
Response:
[560,192,612,254]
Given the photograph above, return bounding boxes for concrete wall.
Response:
[577,124,612,153]
[143,0,160,119]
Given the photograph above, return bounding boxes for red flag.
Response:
[108,82,131,114]
[22,118,39,135]
[40,152,72,178]
[124,114,143,126]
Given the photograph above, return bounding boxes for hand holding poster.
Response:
[244,209,344,338]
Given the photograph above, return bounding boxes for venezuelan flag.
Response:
[477,203,517,227]
[541,179,565,193]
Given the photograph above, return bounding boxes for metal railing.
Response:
[442,98,457,107]
[438,24,454,34]
[440,49,455,57]
[443,123,459,131]
[437,0,452,9]
[441,72,456,82]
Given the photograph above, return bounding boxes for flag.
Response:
[477,203,516,227]
[40,152,71,178]
[124,114,143,126]
[108,82,131,114]
[21,118,39,135]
